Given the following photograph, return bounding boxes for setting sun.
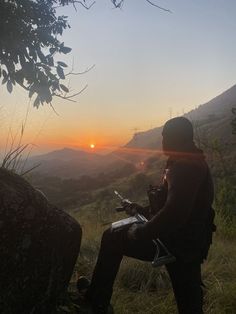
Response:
[90,144,95,149]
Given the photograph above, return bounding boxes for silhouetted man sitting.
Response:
[84,117,215,314]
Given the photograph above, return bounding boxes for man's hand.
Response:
[123,202,144,216]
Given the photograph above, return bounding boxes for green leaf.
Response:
[47,56,54,67]
[60,46,72,54]
[19,54,26,66]
[2,76,8,85]
[37,49,47,63]
[57,61,68,68]
[7,80,13,93]
[11,78,16,85]
[45,94,52,103]
[60,84,69,93]
[33,95,40,108]
[29,48,37,61]
[15,70,24,85]
[51,80,60,91]
[49,48,57,55]
[46,71,57,81]
[8,61,15,72]
[57,66,65,79]
[29,86,35,98]
[41,87,52,103]
[2,70,8,78]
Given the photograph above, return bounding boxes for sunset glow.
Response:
[0,1,235,156]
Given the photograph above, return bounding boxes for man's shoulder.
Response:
[169,157,207,177]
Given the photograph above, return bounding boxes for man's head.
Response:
[162,117,194,155]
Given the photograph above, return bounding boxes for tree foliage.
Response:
[232,108,236,135]
[0,0,169,106]
[0,0,93,107]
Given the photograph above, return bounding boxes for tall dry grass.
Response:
[70,205,236,314]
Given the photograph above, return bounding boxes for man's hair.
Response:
[162,117,194,143]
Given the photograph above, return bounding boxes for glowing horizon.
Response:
[1,0,236,156]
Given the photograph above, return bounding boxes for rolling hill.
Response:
[126,84,236,149]
[27,147,128,178]
[28,84,236,178]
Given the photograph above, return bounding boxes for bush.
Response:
[215,178,236,220]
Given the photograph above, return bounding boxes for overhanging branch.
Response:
[145,0,172,13]
[71,0,96,10]
[53,84,88,102]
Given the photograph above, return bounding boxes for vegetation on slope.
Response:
[27,136,235,313]
[63,156,235,313]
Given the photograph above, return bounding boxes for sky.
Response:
[1,0,236,155]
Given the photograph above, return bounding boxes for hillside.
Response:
[28,148,132,179]
[28,85,236,178]
[25,85,236,313]
[126,85,236,150]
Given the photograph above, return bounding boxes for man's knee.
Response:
[101,227,126,253]
[101,228,113,246]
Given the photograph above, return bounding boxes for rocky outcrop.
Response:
[0,168,82,314]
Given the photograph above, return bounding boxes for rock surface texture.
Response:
[0,168,82,314]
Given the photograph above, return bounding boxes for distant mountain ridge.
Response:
[29,85,236,178]
[28,147,120,178]
[186,84,236,120]
[31,147,103,162]
[126,85,236,149]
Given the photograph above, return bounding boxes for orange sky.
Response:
[1,1,236,156]
[0,75,233,157]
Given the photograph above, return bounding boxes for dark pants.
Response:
[87,227,203,314]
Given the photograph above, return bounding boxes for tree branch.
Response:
[53,84,88,102]
[54,0,95,10]
[145,0,172,13]
[49,102,60,115]
[111,0,171,12]
[72,0,96,10]
[66,64,95,76]
[111,0,124,9]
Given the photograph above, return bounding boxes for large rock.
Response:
[0,168,82,314]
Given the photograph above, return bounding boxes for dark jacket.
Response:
[139,151,215,263]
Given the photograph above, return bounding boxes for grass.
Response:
[68,206,236,314]
[32,160,235,313]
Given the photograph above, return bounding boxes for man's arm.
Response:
[136,160,206,240]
